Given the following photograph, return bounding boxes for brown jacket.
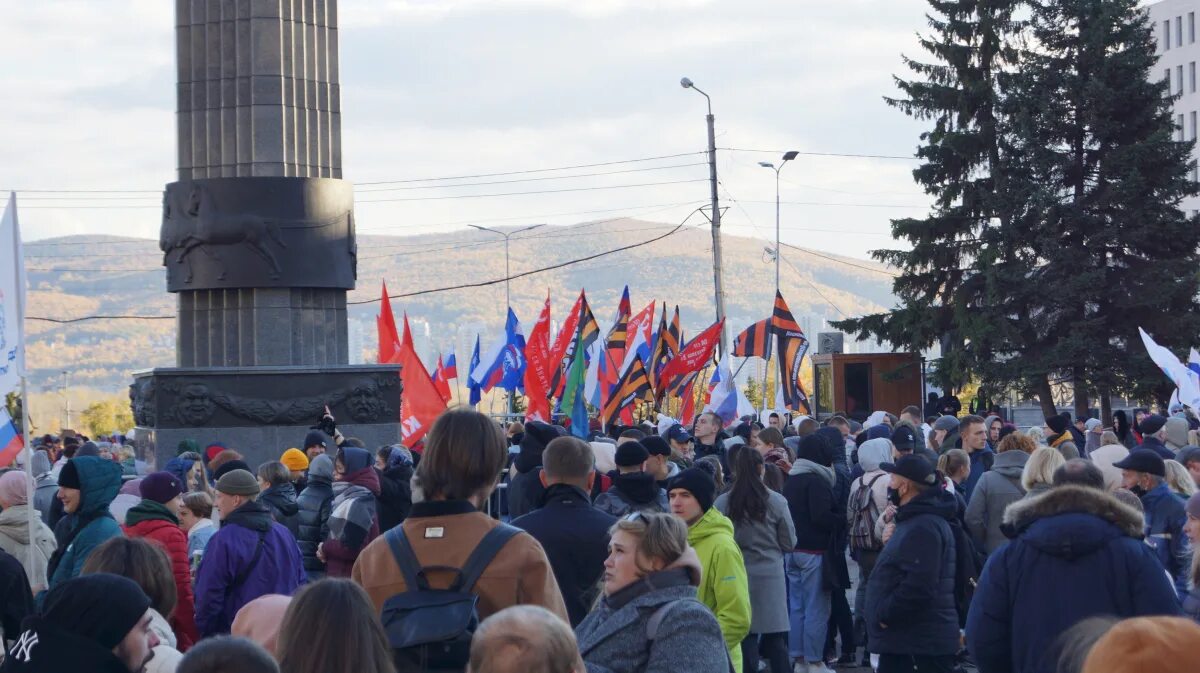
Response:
[351,499,568,623]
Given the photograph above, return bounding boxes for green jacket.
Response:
[49,456,123,589]
[688,507,752,673]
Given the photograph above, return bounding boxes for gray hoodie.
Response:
[788,458,835,487]
[1165,417,1190,451]
[965,450,1028,554]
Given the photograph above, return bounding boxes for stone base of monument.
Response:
[130,365,402,471]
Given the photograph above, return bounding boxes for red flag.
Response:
[432,355,452,403]
[679,376,699,427]
[401,312,415,351]
[524,293,553,422]
[548,290,585,397]
[399,338,446,446]
[658,319,724,393]
[377,281,402,365]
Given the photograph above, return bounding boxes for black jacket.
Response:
[511,484,617,627]
[782,462,840,551]
[296,474,334,574]
[593,470,668,517]
[507,467,545,521]
[376,463,414,532]
[865,487,960,656]
[259,483,302,541]
[0,549,32,647]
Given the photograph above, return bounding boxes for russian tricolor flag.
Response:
[0,408,22,468]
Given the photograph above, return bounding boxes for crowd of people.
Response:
[1,402,1200,673]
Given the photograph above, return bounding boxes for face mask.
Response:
[887,487,902,506]
[1129,484,1147,497]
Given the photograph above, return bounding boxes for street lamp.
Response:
[680,76,728,358]
[468,223,545,308]
[758,150,799,296]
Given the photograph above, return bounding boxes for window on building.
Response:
[1179,16,1185,47]
[1191,12,1196,43]
[1167,20,1173,49]
[1192,163,1198,184]
[1179,65,1186,94]
[1179,114,1186,141]
[1167,68,1173,94]
[1190,111,1196,140]
[1191,62,1196,93]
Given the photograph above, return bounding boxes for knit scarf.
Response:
[125,499,179,527]
[328,479,377,551]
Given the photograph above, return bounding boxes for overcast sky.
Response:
[1,0,937,261]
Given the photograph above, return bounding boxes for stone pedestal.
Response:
[131,365,400,470]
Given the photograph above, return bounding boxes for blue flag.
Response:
[500,308,526,392]
[468,335,482,406]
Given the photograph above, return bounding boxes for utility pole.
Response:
[758,151,798,410]
[681,77,729,359]
[61,369,69,429]
[469,223,545,310]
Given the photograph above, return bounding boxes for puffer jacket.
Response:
[864,487,960,657]
[966,485,1182,673]
[965,450,1027,554]
[296,465,334,577]
[376,462,414,531]
[1140,482,1193,599]
[123,499,199,649]
[259,482,302,541]
[46,456,123,590]
[593,471,668,517]
[687,507,751,673]
[575,562,731,673]
[0,504,56,593]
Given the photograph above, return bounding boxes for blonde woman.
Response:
[575,512,731,673]
[1020,447,1065,500]
[1165,460,1197,500]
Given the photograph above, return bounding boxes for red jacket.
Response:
[124,517,200,649]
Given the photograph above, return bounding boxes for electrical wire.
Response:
[355,162,707,192]
[355,178,709,203]
[355,151,708,185]
[721,147,919,161]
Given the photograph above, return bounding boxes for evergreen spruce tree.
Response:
[833,0,1023,397]
[1008,0,1200,416]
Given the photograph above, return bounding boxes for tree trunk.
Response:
[1073,366,1090,420]
[1034,374,1057,417]
[1099,388,1112,429]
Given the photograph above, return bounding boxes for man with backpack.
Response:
[864,455,961,673]
[351,408,567,672]
[846,438,891,668]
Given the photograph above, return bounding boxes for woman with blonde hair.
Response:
[575,512,732,673]
[1020,447,1066,500]
[1164,460,1197,500]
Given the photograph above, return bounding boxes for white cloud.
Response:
[1,0,936,261]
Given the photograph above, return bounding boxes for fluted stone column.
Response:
[167,0,353,367]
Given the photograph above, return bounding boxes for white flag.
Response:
[1139,328,1200,409]
[0,193,25,396]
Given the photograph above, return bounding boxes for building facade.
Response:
[1149,0,1200,216]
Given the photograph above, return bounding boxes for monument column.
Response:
[169,0,352,367]
[132,0,400,470]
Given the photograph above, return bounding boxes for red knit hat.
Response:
[1082,617,1200,673]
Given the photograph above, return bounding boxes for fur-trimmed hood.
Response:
[1003,484,1144,541]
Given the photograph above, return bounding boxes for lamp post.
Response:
[758,150,799,296]
[468,223,545,308]
[680,76,728,359]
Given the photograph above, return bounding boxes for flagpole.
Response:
[7,193,35,582]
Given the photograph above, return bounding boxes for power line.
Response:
[355,151,708,186]
[722,147,919,161]
[355,178,709,203]
[778,242,899,277]
[358,200,706,233]
[356,162,707,192]
[27,314,172,323]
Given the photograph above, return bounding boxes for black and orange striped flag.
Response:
[733,318,771,358]
[601,355,652,428]
[769,290,802,335]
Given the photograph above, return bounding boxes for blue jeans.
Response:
[786,551,831,662]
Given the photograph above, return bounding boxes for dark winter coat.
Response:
[593,471,668,517]
[193,500,306,637]
[46,457,123,590]
[258,483,302,541]
[123,500,199,649]
[296,472,334,577]
[966,485,1183,673]
[511,483,617,627]
[507,467,545,521]
[1140,482,1192,598]
[965,450,1027,554]
[824,449,852,590]
[0,549,33,650]
[1140,435,1175,460]
[963,447,995,501]
[376,462,413,532]
[782,460,839,552]
[864,487,960,657]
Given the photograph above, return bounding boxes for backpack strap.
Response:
[229,532,266,593]
[384,526,431,591]
[453,524,521,593]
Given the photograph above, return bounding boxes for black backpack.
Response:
[381,524,520,673]
[947,519,986,627]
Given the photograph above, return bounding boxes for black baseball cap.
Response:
[891,424,917,451]
[880,454,938,486]
[641,435,672,457]
[1113,448,1166,477]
